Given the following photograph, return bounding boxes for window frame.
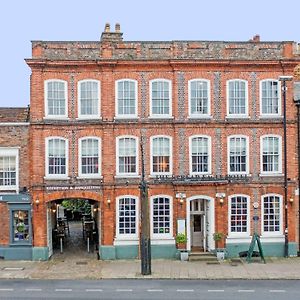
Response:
[260,135,282,175]
[150,195,173,239]
[150,135,173,176]
[116,136,139,177]
[44,79,68,119]
[115,195,139,241]
[45,137,69,179]
[78,137,101,178]
[228,194,250,237]
[189,135,211,175]
[10,206,32,245]
[226,79,249,118]
[259,79,281,117]
[188,79,211,118]
[115,79,138,119]
[149,79,172,118]
[0,147,19,192]
[261,194,283,237]
[77,79,101,119]
[227,135,249,175]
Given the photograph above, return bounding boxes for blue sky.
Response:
[0,0,299,107]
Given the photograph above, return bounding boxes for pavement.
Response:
[1,257,300,280]
[1,222,300,280]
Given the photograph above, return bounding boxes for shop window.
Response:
[12,210,30,243]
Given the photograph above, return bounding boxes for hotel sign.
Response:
[45,185,102,191]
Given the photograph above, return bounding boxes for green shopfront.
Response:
[0,193,32,260]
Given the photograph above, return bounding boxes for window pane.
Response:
[152,81,170,115]
[117,81,136,116]
[191,137,209,173]
[152,197,170,234]
[228,80,246,115]
[80,81,99,116]
[229,137,247,173]
[48,139,66,175]
[263,196,280,232]
[152,137,170,173]
[118,198,136,234]
[261,81,279,114]
[230,196,248,233]
[190,81,208,115]
[118,138,137,174]
[0,156,16,186]
[262,137,279,172]
[47,81,66,116]
[81,139,99,174]
[13,210,30,242]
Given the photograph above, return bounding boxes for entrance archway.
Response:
[46,197,100,260]
[186,196,215,252]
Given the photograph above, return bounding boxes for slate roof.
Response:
[0,107,30,123]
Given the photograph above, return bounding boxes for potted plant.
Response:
[213,232,226,260]
[176,233,189,261]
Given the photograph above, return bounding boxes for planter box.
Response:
[180,250,189,261]
[216,248,226,261]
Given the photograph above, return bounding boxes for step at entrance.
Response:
[188,252,218,262]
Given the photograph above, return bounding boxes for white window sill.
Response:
[259,173,283,177]
[114,175,141,179]
[113,238,139,246]
[259,115,282,119]
[150,237,175,245]
[0,190,18,194]
[148,116,174,119]
[260,235,284,243]
[226,115,250,119]
[44,176,70,180]
[226,236,251,244]
[0,186,18,191]
[77,175,103,179]
[76,116,102,120]
[43,117,69,120]
[228,173,251,176]
[187,115,212,120]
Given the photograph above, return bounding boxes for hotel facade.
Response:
[1,24,300,260]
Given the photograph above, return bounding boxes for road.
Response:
[0,279,299,299]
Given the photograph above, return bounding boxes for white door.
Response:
[47,205,53,258]
[190,199,206,250]
[191,214,203,247]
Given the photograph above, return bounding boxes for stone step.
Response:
[188,252,218,262]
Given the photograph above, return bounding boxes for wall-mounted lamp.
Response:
[176,192,186,208]
[35,198,40,206]
[52,209,56,213]
[107,199,111,208]
[93,208,98,212]
[289,198,294,204]
[216,193,226,206]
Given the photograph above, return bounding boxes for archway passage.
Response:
[47,198,100,261]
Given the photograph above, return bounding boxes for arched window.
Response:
[150,79,172,117]
[228,195,250,236]
[151,136,172,175]
[261,194,283,235]
[228,135,249,174]
[116,136,138,176]
[151,195,173,238]
[45,80,68,118]
[46,137,68,178]
[188,79,210,117]
[79,137,101,177]
[260,79,281,116]
[78,80,100,118]
[189,135,211,174]
[260,135,282,174]
[227,79,248,117]
[115,79,138,118]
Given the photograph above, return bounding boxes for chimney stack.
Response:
[250,34,260,42]
[101,22,123,42]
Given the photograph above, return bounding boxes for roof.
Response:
[0,107,30,123]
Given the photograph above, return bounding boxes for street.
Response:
[0,279,299,299]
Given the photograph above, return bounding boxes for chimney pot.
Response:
[252,34,260,42]
[115,23,121,33]
[105,23,110,33]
